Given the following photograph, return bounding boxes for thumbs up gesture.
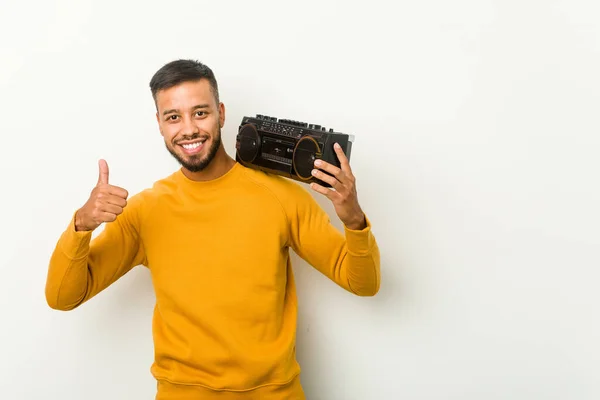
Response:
[74,159,129,232]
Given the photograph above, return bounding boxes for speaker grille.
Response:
[236,124,260,163]
[293,137,320,180]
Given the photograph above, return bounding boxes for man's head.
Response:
[150,59,225,173]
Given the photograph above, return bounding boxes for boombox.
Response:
[235,114,354,187]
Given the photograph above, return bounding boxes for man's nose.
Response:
[182,116,199,136]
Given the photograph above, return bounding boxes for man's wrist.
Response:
[74,210,87,232]
[345,213,367,231]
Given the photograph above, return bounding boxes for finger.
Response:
[310,182,338,200]
[105,194,128,208]
[106,185,129,199]
[98,159,109,185]
[314,159,342,179]
[99,203,124,216]
[333,143,352,173]
[99,212,118,223]
[96,186,128,202]
[312,168,341,189]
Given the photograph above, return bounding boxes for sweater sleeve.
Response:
[45,192,147,311]
[285,183,381,296]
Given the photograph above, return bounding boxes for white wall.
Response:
[1,0,599,399]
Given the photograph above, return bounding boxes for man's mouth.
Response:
[177,138,207,155]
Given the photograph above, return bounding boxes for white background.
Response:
[1,0,599,399]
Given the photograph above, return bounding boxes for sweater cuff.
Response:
[344,215,374,256]
[58,211,93,259]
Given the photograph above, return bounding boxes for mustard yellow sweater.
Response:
[45,162,380,399]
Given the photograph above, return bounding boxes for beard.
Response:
[165,128,222,172]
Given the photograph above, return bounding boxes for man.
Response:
[45,59,380,399]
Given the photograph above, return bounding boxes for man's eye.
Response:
[168,115,178,120]
[196,111,205,117]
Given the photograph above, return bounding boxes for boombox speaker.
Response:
[235,114,354,187]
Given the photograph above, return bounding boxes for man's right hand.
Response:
[74,159,129,232]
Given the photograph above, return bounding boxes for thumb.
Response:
[97,159,109,185]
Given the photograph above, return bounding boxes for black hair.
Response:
[149,59,220,105]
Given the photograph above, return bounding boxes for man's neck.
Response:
[181,150,236,182]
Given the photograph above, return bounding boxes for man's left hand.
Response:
[309,142,366,230]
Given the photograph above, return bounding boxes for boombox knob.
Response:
[236,123,261,163]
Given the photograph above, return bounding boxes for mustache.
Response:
[175,133,209,143]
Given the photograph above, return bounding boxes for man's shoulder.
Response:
[149,170,181,194]
[126,170,180,208]
[238,163,312,202]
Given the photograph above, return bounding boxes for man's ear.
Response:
[218,102,226,128]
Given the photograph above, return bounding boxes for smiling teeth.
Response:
[182,142,202,150]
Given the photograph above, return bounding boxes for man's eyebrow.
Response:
[162,109,178,116]
[162,104,210,116]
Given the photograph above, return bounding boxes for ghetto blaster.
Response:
[235,114,354,187]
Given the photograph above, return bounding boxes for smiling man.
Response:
[45,59,381,400]
[153,62,234,182]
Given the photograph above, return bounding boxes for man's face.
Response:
[155,79,225,172]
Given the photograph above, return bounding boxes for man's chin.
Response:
[182,158,211,172]
[172,152,208,171]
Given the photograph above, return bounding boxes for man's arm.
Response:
[283,141,380,296]
[45,160,147,310]
[286,187,380,296]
